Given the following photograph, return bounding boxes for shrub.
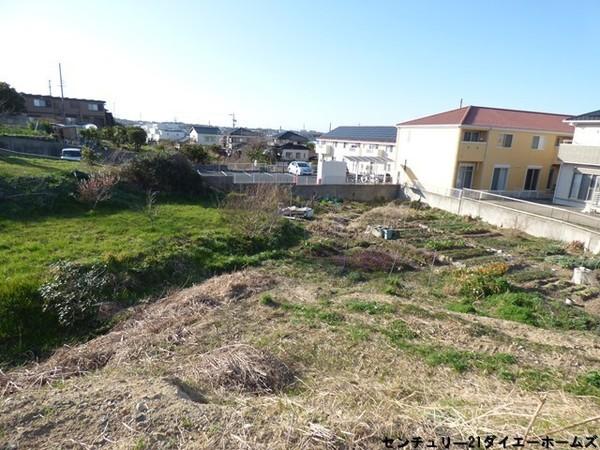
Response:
[455,262,511,299]
[122,151,205,194]
[39,261,114,327]
[180,144,212,164]
[222,184,291,239]
[81,146,100,165]
[75,170,119,209]
[0,278,61,356]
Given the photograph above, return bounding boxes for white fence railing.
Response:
[461,188,600,231]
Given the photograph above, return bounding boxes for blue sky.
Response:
[1,0,597,131]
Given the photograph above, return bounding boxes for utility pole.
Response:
[58,63,65,123]
[229,112,237,128]
[459,98,463,108]
[48,80,52,96]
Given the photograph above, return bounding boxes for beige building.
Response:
[395,106,573,194]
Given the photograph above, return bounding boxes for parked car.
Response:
[288,161,313,176]
[60,148,82,161]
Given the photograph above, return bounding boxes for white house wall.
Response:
[573,125,600,146]
[394,126,461,189]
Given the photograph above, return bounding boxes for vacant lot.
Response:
[2,200,600,449]
[0,154,299,362]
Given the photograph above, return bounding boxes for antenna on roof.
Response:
[459,98,463,108]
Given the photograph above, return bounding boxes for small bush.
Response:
[75,170,119,209]
[450,262,511,299]
[81,146,100,165]
[39,261,114,327]
[222,184,292,240]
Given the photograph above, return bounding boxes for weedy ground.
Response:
[2,201,600,449]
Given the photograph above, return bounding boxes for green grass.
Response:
[449,291,600,332]
[345,300,396,315]
[0,200,224,284]
[281,302,345,326]
[0,153,85,178]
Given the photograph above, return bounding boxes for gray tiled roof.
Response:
[190,125,221,135]
[567,110,600,122]
[319,126,397,143]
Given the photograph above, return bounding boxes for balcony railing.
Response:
[558,143,600,165]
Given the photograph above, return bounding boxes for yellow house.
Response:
[395,106,573,194]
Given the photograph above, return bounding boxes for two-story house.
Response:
[21,93,111,127]
[395,106,573,194]
[189,125,221,145]
[223,127,263,151]
[270,130,312,161]
[553,110,600,210]
[316,126,397,178]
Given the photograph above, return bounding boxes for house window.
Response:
[498,134,513,148]
[456,164,474,189]
[569,173,598,201]
[33,98,48,107]
[387,145,394,153]
[531,136,544,150]
[463,131,482,142]
[87,103,99,111]
[524,168,541,191]
[491,167,509,190]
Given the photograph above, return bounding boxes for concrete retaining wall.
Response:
[0,136,64,157]
[404,186,600,253]
[292,184,402,202]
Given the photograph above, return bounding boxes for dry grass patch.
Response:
[183,344,295,394]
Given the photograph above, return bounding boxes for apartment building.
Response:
[316,126,397,179]
[21,93,111,127]
[395,106,573,194]
[554,110,600,210]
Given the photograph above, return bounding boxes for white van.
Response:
[60,148,82,161]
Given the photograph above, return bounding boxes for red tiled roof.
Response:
[398,106,574,134]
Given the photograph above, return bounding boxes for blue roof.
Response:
[567,110,600,122]
[319,126,397,143]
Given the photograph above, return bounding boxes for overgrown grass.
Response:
[0,124,53,139]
